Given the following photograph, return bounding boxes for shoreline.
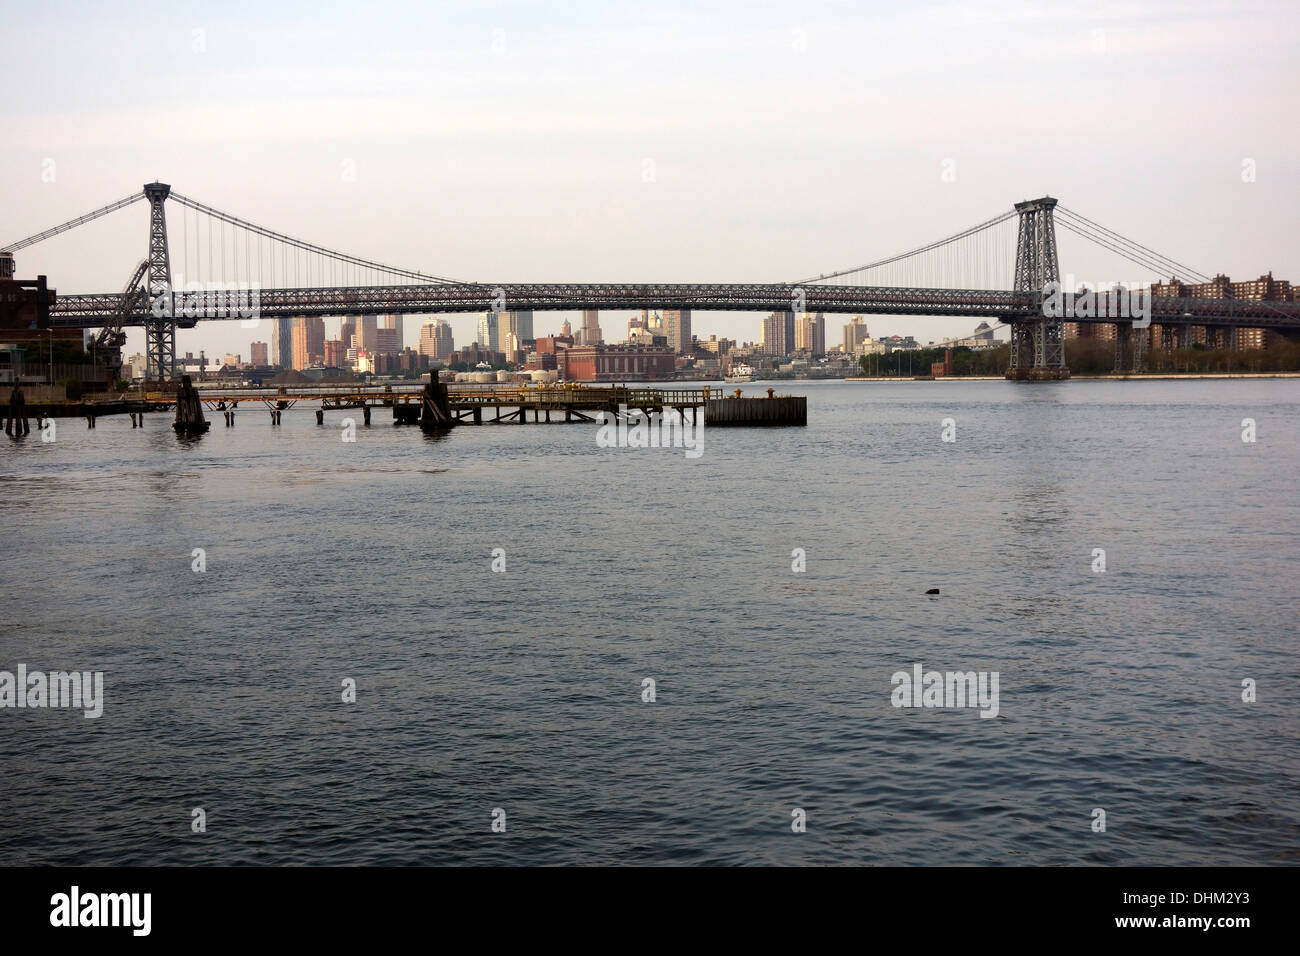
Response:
[10,371,1299,417]
[841,372,1300,381]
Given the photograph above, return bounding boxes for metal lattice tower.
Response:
[1008,197,1068,378]
[142,182,175,381]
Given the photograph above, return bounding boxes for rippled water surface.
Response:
[2,379,1297,865]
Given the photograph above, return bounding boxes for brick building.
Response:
[556,344,676,381]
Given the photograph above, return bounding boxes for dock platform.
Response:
[120,383,808,427]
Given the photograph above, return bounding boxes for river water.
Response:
[1,379,1297,865]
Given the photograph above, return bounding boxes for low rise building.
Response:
[557,343,676,381]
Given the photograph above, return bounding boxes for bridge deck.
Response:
[47,283,1300,328]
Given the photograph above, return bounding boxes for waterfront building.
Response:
[557,343,675,381]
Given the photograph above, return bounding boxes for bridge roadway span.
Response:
[48,282,1300,329]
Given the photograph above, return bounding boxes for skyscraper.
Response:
[499,311,534,362]
[843,316,869,354]
[505,310,533,343]
[355,315,378,351]
[580,310,602,346]
[381,314,403,348]
[664,309,692,355]
[795,312,825,356]
[250,341,269,366]
[477,312,499,350]
[419,319,455,362]
[271,317,294,368]
[762,311,796,356]
[291,316,326,369]
[340,318,356,351]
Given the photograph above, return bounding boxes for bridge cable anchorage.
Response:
[167,190,464,285]
[0,192,145,253]
[792,208,1017,286]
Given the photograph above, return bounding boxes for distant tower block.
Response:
[1006,196,1069,381]
[580,309,602,345]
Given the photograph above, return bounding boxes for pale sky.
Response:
[2,0,1297,359]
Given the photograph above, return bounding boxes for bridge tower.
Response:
[142,182,175,382]
[1006,197,1069,381]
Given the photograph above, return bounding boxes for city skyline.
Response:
[3,2,1296,361]
[4,0,1298,905]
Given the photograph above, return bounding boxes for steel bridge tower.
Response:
[142,182,175,382]
[1007,197,1069,380]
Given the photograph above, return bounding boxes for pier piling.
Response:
[173,376,210,435]
[4,385,30,436]
[419,370,454,432]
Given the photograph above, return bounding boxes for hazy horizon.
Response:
[3,0,1297,359]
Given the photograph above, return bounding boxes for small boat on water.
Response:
[724,364,755,384]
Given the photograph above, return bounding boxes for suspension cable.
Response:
[1056,218,1196,282]
[1057,206,1212,283]
[793,208,1017,285]
[0,192,144,252]
[169,190,462,285]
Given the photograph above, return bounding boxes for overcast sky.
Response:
[2,0,1297,359]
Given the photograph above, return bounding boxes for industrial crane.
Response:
[91,259,148,380]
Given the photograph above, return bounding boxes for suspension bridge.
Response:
[3,183,1298,382]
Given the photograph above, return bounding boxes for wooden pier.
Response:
[118,383,808,428]
[143,384,725,425]
[705,394,807,426]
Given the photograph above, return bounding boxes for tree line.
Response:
[857,340,1300,376]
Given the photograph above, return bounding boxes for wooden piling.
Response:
[172,376,210,435]
[419,369,455,431]
[4,385,30,436]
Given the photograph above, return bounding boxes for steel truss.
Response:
[46,281,1300,330]
[142,182,175,380]
[1009,197,1065,374]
